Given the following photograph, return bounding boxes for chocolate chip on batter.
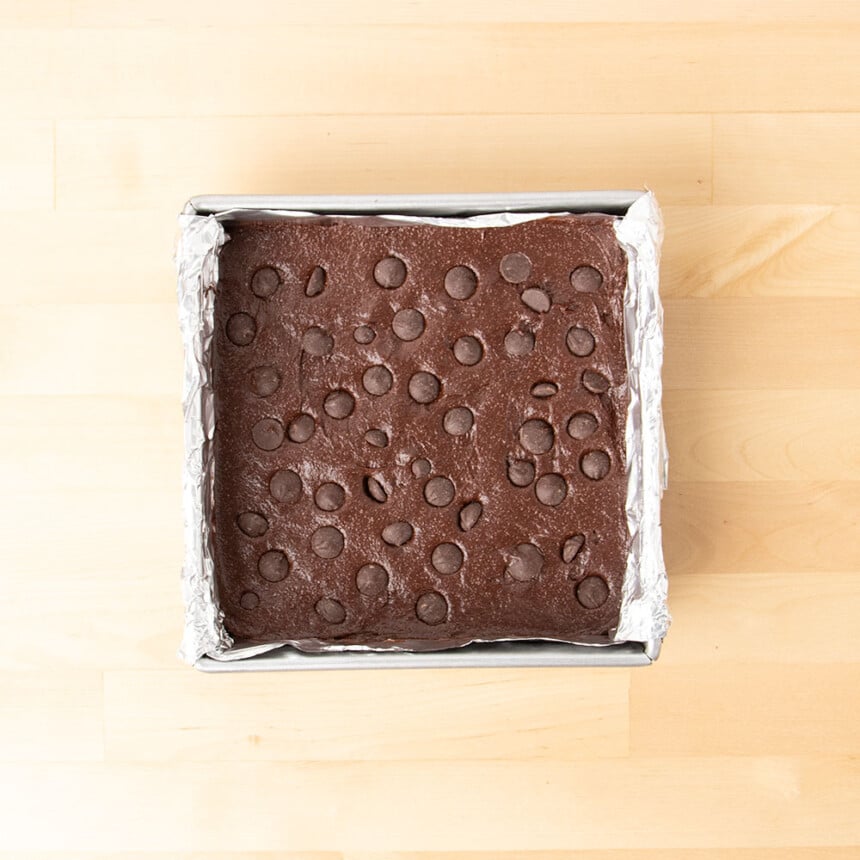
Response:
[444,265,478,300]
[305,265,326,297]
[251,266,280,298]
[504,543,543,582]
[499,252,532,284]
[416,591,448,624]
[374,256,407,288]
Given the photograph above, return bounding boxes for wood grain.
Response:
[2,2,859,856]
[0,1,71,26]
[346,854,860,860]
[0,120,53,210]
[641,572,860,665]
[3,851,858,860]
[0,854,338,860]
[662,389,860,482]
[0,304,181,396]
[103,668,629,762]
[0,759,856,851]
[0,396,179,492]
[4,24,860,118]
[55,114,711,210]
[714,114,860,204]
[630,663,860,756]
[0,671,103,762]
[661,206,860,298]
[663,481,860,574]
[0,212,176,305]
[62,0,860,25]
[662,298,860,389]
[0,854,339,860]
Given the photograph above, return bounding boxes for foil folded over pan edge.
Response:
[614,192,670,643]
[177,198,668,663]
[176,213,233,662]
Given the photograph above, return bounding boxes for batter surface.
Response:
[212,214,629,650]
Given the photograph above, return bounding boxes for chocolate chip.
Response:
[356,563,389,596]
[363,364,394,396]
[505,543,543,582]
[239,591,260,610]
[354,325,376,344]
[314,482,345,511]
[249,365,281,397]
[535,473,567,506]
[453,335,484,366]
[311,526,344,559]
[458,500,483,532]
[302,326,333,356]
[567,411,599,440]
[382,521,414,546]
[315,597,346,624]
[570,265,603,293]
[237,512,268,537]
[365,429,389,448]
[226,312,256,346]
[431,542,464,574]
[416,591,448,624]
[364,475,389,504]
[374,256,407,288]
[270,469,302,503]
[424,476,455,507]
[581,450,611,480]
[583,370,610,394]
[499,252,532,284]
[444,265,478,300]
[411,458,431,478]
[519,419,554,454]
[252,417,285,451]
[520,287,551,313]
[408,371,441,404]
[305,266,326,297]
[392,308,425,341]
[443,406,473,436]
[504,329,535,357]
[258,549,290,582]
[530,381,558,398]
[507,458,535,487]
[566,326,595,357]
[561,534,585,563]
[323,389,355,419]
[251,266,280,298]
[287,413,315,443]
[576,575,609,608]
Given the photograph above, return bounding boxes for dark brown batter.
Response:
[212,214,629,651]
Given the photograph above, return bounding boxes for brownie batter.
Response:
[212,214,629,651]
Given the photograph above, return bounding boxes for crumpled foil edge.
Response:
[176,213,233,663]
[177,197,668,663]
[614,192,671,643]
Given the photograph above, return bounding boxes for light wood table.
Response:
[1,2,858,857]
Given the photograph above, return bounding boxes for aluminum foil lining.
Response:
[614,193,670,643]
[176,195,668,664]
[176,214,231,663]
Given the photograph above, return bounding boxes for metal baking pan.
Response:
[182,190,665,671]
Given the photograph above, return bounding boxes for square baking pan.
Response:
[180,191,667,671]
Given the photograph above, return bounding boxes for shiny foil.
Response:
[176,196,668,663]
[176,213,231,662]
[614,193,670,643]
